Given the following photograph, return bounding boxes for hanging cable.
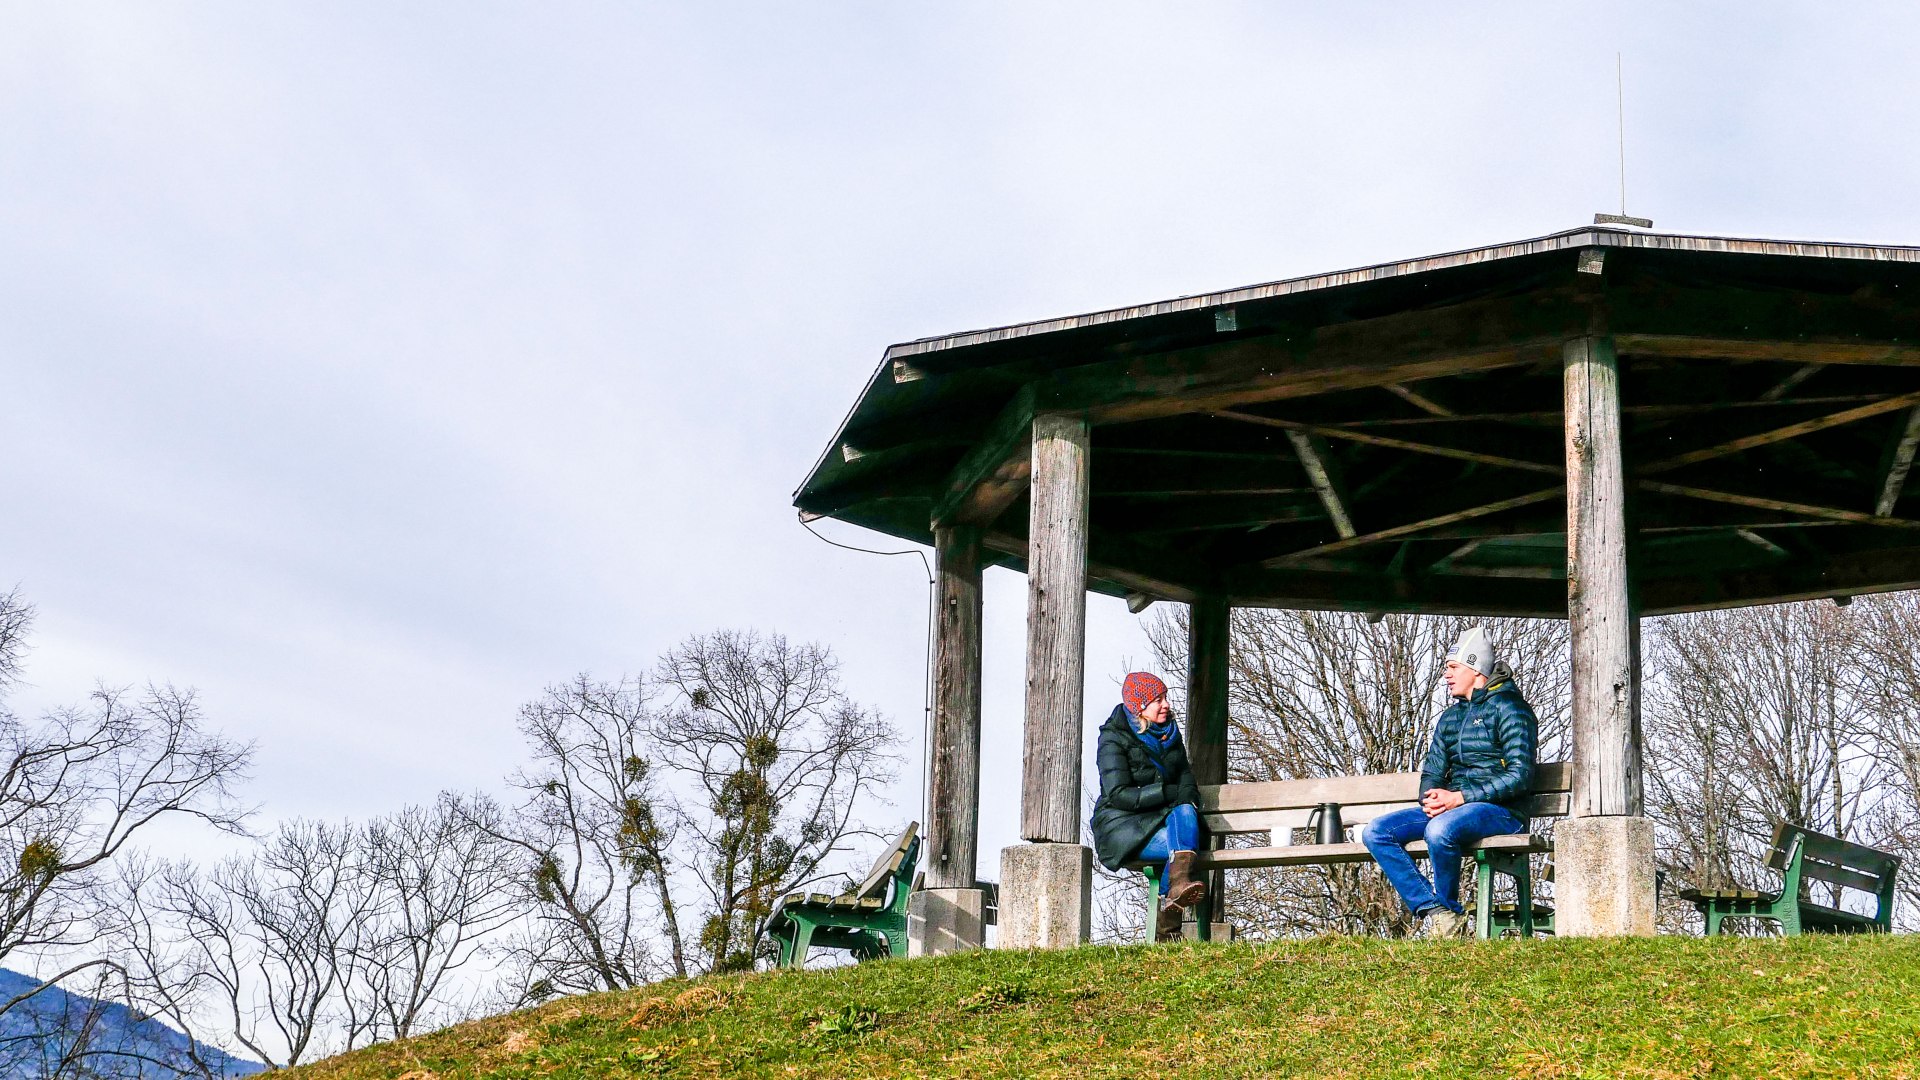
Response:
[798,512,938,838]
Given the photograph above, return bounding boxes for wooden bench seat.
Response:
[1199,832,1549,871]
[1133,762,1570,940]
[1682,824,1899,936]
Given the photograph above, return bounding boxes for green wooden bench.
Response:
[761,823,919,968]
[1134,761,1571,941]
[1680,823,1900,936]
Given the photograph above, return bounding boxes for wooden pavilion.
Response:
[793,225,1920,948]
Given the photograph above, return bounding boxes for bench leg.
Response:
[852,931,890,961]
[1142,867,1160,942]
[1474,853,1495,940]
[1194,891,1213,942]
[787,917,817,968]
[1515,860,1535,938]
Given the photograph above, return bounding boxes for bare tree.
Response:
[114,803,518,1071]
[459,675,680,1001]
[1643,602,1882,930]
[1837,591,1920,927]
[0,680,252,1022]
[94,856,245,1080]
[1141,607,1567,939]
[653,630,899,972]
[0,590,251,1076]
[0,589,30,692]
[160,820,375,1068]
[347,796,519,1040]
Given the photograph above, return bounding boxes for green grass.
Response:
[290,935,1920,1079]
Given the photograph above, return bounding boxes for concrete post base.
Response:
[908,887,987,957]
[997,843,1092,949]
[1554,815,1658,937]
[1179,912,1234,942]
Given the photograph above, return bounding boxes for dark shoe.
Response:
[1166,851,1207,908]
[1155,903,1185,942]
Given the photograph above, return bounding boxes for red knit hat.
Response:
[1122,672,1169,718]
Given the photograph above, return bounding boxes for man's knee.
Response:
[1361,816,1391,847]
[1423,817,1459,852]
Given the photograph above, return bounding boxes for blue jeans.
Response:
[1135,803,1200,896]
[1362,802,1526,916]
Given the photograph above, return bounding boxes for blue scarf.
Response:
[1133,717,1177,777]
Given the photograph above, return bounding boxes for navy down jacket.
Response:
[1418,663,1539,819]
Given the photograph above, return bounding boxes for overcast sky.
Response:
[7,3,1920,878]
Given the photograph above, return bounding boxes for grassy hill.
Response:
[290,935,1920,1079]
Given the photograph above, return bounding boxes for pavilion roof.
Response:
[795,226,1920,617]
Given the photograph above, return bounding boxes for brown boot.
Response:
[1155,902,1185,942]
[1166,851,1207,908]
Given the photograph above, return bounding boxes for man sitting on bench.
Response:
[1362,626,1538,938]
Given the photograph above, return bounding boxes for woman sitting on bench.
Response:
[1091,672,1207,943]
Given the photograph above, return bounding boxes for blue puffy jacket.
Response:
[1418,663,1539,819]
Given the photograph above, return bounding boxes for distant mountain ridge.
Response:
[0,968,262,1079]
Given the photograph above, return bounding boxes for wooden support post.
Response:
[1185,596,1230,786]
[928,525,984,890]
[1022,414,1091,843]
[1564,334,1642,818]
[1559,333,1656,937]
[1186,595,1231,917]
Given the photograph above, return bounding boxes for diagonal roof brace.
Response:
[1874,406,1920,517]
[1283,430,1356,540]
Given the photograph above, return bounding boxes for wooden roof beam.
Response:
[1260,487,1565,568]
[1212,409,1562,475]
[1637,480,1920,529]
[1613,335,1920,367]
[1283,430,1357,538]
[1094,486,1309,499]
[982,531,1202,604]
[1761,363,1826,401]
[1641,542,1920,615]
[1312,395,1886,430]
[1038,288,1587,425]
[1223,567,1564,618]
[1733,529,1792,561]
[930,387,1035,528]
[1385,383,1455,416]
[1642,389,1920,474]
[1875,407,1920,516]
